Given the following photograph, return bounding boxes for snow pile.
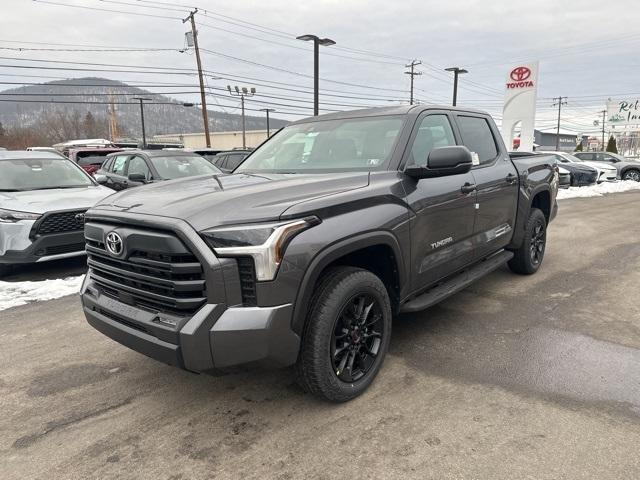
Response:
[0,275,84,311]
[557,181,640,200]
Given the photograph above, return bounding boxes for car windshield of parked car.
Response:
[150,155,221,179]
[0,158,94,191]
[235,116,404,174]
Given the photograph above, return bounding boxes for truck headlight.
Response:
[201,216,320,281]
[0,208,42,223]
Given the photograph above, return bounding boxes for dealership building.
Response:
[534,129,579,152]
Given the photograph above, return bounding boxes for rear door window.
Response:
[456,116,498,165]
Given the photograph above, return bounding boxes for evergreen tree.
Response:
[82,111,97,138]
[606,135,618,154]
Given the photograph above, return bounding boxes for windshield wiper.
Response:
[0,189,22,192]
[36,185,88,190]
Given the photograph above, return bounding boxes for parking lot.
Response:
[1,192,640,480]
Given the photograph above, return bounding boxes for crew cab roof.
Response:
[289,104,491,124]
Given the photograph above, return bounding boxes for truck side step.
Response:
[400,250,514,313]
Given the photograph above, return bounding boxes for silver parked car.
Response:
[0,152,114,276]
[574,151,640,181]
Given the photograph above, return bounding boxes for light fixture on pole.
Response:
[296,34,336,116]
[227,85,256,149]
[444,67,468,106]
[132,97,151,148]
[260,108,276,137]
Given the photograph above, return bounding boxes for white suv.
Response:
[0,152,113,276]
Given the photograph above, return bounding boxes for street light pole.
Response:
[444,67,468,106]
[228,85,256,149]
[260,108,276,137]
[296,34,336,116]
[133,97,151,148]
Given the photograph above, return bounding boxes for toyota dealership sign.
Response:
[506,66,534,89]
[502,62,539,152]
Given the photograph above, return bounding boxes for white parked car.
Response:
[0,152,114,277]
[543,151,617,183]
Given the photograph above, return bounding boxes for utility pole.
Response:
[601,109,607,150]
[552,96,568,151]
[133,97,150,148]
[445,67,468,107]
[228,86,256,149]
[404,60,422,105]
[260,108,275,137]
[183,9,211,147]
[107,90,118,142]
[296,34,336,116]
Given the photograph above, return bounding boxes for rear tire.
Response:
[508,208,547,275]
[296,267,392,402]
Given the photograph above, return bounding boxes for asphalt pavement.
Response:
[2,192,640,480]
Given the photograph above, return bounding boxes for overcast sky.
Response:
[3,0,640,134]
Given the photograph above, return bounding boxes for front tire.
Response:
[623,169,640,182]
[508,208,547,275]
[296,267,392,402]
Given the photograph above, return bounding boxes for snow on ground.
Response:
[0,275,84,311]
[557,180,640,200]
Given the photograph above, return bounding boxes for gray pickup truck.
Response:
[80,105,558,401]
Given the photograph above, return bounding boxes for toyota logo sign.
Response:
[105,231,124,256]
[506,65,535,89]
[510,66,531,82]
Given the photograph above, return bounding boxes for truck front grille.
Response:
[35,210,86,236]
[86,238,206,316]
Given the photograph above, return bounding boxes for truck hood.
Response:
[0,185,114,214]
[91,172,370,230]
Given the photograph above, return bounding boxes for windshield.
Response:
[150,155,221,179]
[236,116,404,174]
[0,158,94,191]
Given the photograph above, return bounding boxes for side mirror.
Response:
[128,173,147,183]
[405,146,473,179]
[94,174,108,185]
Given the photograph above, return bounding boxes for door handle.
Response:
[461,182,477,194]
[506,173,518,184]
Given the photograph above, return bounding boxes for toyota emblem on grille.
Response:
[105,231,123,256]
[75,213,85,223]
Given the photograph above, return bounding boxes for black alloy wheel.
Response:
[331,294,384,383]
[530,222,546,266]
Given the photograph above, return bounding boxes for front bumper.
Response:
[79,208,302,372]
[597,171,618,182]
[0,225,86,265]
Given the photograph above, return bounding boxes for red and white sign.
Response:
[506,66,534,89]
[502,62,539,152]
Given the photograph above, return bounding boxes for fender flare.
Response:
[290,230,406,335]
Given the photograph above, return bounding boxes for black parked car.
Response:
[210,149,252,173]
[95,150,222,191]
[511,151,596,186]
